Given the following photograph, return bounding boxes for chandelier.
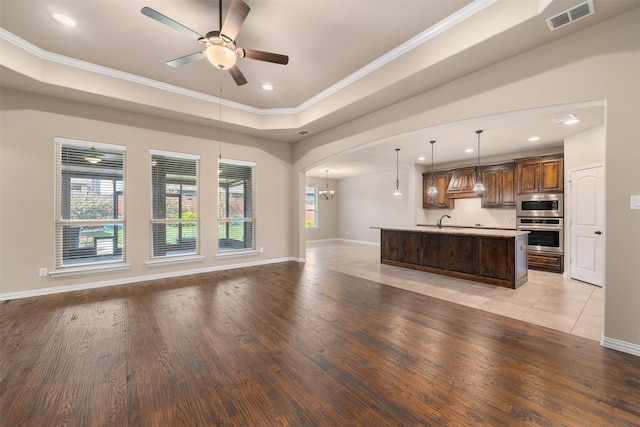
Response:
[319,169,335,200]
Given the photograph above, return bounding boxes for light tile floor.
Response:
[307,240,603,341]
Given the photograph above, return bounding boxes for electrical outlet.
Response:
[39,267,48,277]
[259,247,264,253]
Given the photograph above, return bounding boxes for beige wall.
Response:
[338,170,411,243]
[305,176,339,241]
[294,10,640,350]
[0,89,294,296]
[564,125,606,280]
[565,125,605,171]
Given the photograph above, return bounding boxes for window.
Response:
[306,186,318,228]
[150,150,200,259]
[218,159,256,253]
[55,138,125,268]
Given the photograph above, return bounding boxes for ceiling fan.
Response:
[141,0,289,86]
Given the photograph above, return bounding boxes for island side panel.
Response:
[514,233,528,286]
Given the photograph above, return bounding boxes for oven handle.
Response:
[517,226,563,230]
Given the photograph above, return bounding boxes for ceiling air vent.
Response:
[551,113,577,123]
[296,130,310,135]
[546,0,594,31]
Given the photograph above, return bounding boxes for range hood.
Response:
[445,167,480,198]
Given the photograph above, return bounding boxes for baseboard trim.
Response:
[0,257,298,301]
[601,336,640,357]
[307,238,380,246]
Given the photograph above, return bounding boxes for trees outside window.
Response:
[218,159,256,253]
[305,186,318,228]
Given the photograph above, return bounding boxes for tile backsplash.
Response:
[417,198,516,229]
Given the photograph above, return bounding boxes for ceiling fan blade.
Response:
[166,52,205,68]
[229,64,248,86]
[220,0,250,42]
[241,49,289,65]
[141,7,204,41]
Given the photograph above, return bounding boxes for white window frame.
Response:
[148,149,201,265]
[54,137,127,273]
[305,186,319,229]
[217,158,257,256]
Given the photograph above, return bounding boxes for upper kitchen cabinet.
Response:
[515,154,564,194]
[481,163,516,208]
[423,171,453,209]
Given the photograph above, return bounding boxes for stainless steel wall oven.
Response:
[517,217,563,254]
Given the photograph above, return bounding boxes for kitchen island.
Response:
[373,226,529,288]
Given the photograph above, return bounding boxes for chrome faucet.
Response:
[437,215,451,228]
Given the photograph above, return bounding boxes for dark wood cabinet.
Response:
[421,233,444,269]
[444,235,476,274]
[402,232,423,265]
[481,163,516,208]
[528,252,564,272]
[446,167,477,197]
[422,171,453,209]
[380,230,401,261]
[379,228,528,288]
[516,154,564,194]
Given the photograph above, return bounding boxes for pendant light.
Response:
[319,169,335,200]
[427,140,438,195]
[393,148,402,196]
[473,130,485,195]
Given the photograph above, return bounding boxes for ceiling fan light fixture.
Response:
[206,44,237,69]
[84,156,102,164]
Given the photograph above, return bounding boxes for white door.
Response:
[570,166,605,286]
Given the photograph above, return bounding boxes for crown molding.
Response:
[0,0,494,117]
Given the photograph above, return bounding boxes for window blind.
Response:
[218,158,256,253]
[150,150,200,259]
[55,137,126,268]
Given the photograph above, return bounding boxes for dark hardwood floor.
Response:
[1,261,639,426]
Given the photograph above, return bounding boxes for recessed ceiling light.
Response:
[465,148,474,153]
[53,13,76,26]
[262,84,274,91]
[418,156,426,161]
[564,118,580,125]
[528,136,540,142]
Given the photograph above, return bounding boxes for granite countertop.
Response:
[371,225,528,238]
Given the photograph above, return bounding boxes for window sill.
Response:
[50,263,130,277]
[216,249,260,259]
[146,255,204,267]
